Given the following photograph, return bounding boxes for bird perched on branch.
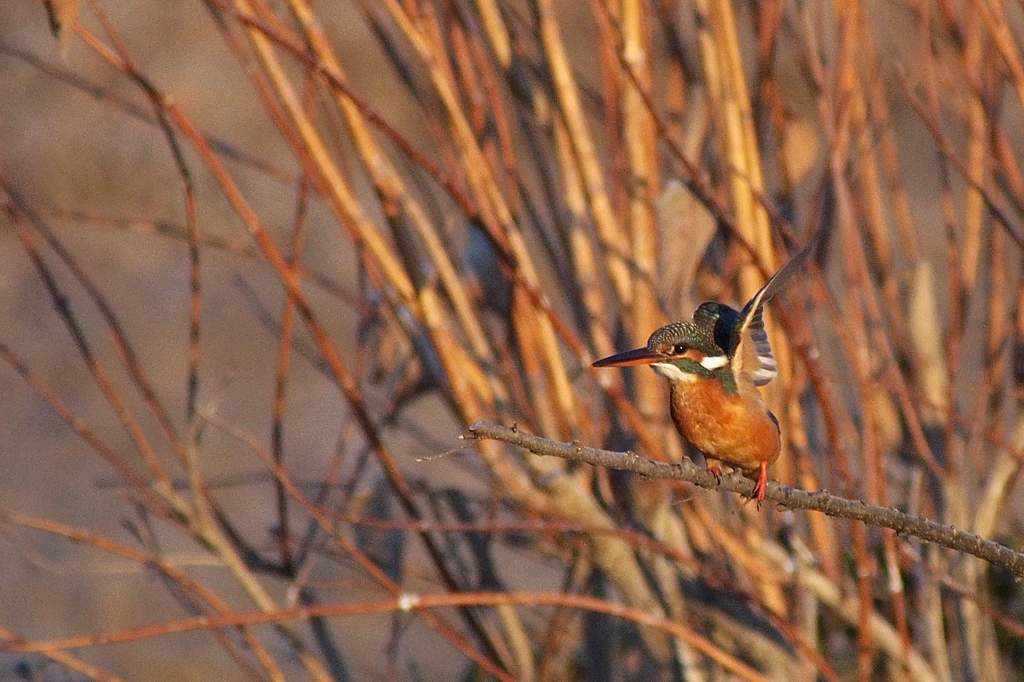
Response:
[593,239,817,504]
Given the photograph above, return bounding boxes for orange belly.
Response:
[669,379,780,471]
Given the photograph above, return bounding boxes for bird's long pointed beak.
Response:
[592,347,662,368]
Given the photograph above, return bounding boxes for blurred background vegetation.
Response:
[2,0,1024,679]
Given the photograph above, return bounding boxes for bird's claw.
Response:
[708,465,722,486]
[751,479,766,510]
[751,461,768,510]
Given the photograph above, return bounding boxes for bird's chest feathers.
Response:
[669,376,780,469]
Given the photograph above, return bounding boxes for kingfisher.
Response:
[593,241,815,503]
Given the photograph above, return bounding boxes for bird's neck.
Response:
[667,367,737,395]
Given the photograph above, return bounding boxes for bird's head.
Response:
[592,303,737,382]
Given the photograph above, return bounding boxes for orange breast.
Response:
[669,378,780,471]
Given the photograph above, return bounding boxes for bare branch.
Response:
[465,421,1024,578]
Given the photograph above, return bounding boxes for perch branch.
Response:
[465,422,1024,577]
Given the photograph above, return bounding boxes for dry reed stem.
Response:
[378,4,683,662]
[4,513,285,681]
[535,0,633,304]
[269,173,312,571]
[202,411,514,680]
[389,1,581,436]
[3,198,177,496]
[7,0,1024,678]
[0,624,120,682]
[619,0,662,419]
[0,591,767,682]
[284,0,496,368]
[40,208,363,308]
[0,40,294,183]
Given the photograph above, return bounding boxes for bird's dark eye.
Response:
[672,343,688,355]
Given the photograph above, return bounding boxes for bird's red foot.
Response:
[708,465,722,486]
[751,461,768,509]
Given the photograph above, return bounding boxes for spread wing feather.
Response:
[729,238,817,387]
